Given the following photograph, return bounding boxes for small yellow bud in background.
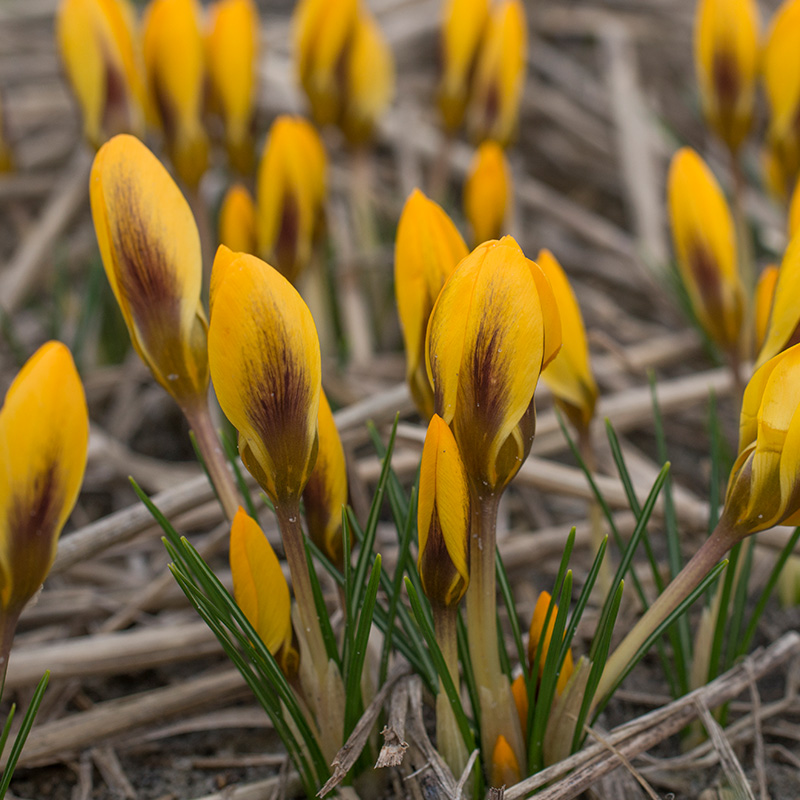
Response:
[56,0,148,149]
[206,0,259,174]
[467,0,527,146]
[463,141,511,245]
[417,415,470,609]
[218,183,257,255]
[694,0,760,154]
[256,116,327,284]
[754,265,779,355]
[394,189,468,420]
[143,0,209,188]
[0,94,13,172]
[90,134,209,412]
[438,0,489,132]
[667,147,744,359]
[527,591,574,696]
[511,673,528,738]
[490,734,521,788]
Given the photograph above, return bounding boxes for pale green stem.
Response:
[593,522,737,709]
[0,609,20,701]
[466,490,526,774]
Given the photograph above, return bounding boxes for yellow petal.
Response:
[0,342,89,613]
[694,0,760,153]
[417,415,470,608]
[395,189,468,419]
[208,249,321,505]
[142,0,208,187]
[490,734,521,788]
[667,147,744,355]
[463,142,511,245]
[90,134,209,409]
[438,0,490,131]
[511,673,528,738]
[229,507,292,654]
[537,249,597,431]
[218,183,257,255]
[256,115,327,284]
[467,0,527,146]
[206,0,258,173]
[56,0,149,148]
[303,389,349,567]
[754,264,779,354]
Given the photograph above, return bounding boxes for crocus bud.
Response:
[143,0,209,188]
[491,734,521,788]
[467,0,527,146]
[426,236,561,494]
[463,141,510,244]
[438,0,490,132]
[722,343,800,535]
[218,183,256,255]
[206,0,258,174]
[418,415,470,609]
[302,389,349,568]
[667,147,744,358]
[56,0,148,149]
[754,264,779,354]
[208,246,321,507]
[694,0,760,154]
[229,507,297,675]
[527,591,574,696]
[255,115,327,284]
[0,342,88,649]
[395,189,468,419]
[537,249,598,434]
[293,0,359,127]
[511,673,528,737]
[341,9,395,146]
[90,134,209,411]
[755,235,800,369]
[763,0,800,198]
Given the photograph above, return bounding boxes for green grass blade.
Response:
[707,542,741,682]
[496,549,527,676]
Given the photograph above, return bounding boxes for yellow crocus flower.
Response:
[255,115,327,284]
[537,249,598,433]
[206,0,258,174]
[208,246,321,507]
[438,0,490,132]
[142,0,209,188]
[527,591,574,696]
[56,0,148,149]
[417,414,470,609]
[754,264,779,354]
[464,141,511,245]
[302,389,349,568]
[467,0,527,146]
[426,236,561,494]
[395,189,468,420]
[218,183,257,255]
[491,734,521,788]
[90,134,209,412]
[694,0,760,154]
[667,147,744,358]
[0,342,88,650]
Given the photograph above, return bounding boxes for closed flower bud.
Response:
[694,0,759,154]
[537,249,598,433]
[341,10,394,146]
[426,236,561,494]
[90,134,209,411]
[206,0,258,174]
[511,672,528,736]
[438,0,490,132]
[667,147,744,357]
[143,0,209,188]
[491,734,521,788]
[218,183,256,255]
[722,343,800,535]
[293,0,359,127]
[0,342,88,647]
[56,0,148,149]
[418,415,470,609]
[302,389,349,568]
[463,141,510,244]
[754,264,779,354]
[395,189,468,419]
[527,591,574,695]
[467,0,527,146]
[208,246,321,506]
[256,115,327,284]
[763,0,800,197]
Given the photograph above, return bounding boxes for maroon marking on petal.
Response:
[419,506,464,608]
[101,56,131,139]
[274,192,300,281]
[688,239,723,316]
[712,49,740,112]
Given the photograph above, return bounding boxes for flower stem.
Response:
[593,522,737,708]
